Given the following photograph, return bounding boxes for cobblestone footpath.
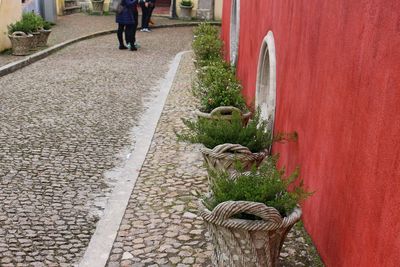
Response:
[106,52,212,267]
[0,27,194,266]
[105,52,323,267]
[0,13,188,67]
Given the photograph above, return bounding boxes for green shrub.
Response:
[7,20,33,34]
[181,0,193,7]
[22,12,44,32]
[43,21,52,30]
[193,22,219,37]
[196,59,246,112]
[205,156,312,217]
[192,33,223,64]
[177,110,273,153]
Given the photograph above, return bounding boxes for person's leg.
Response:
[147,4,155,29]
[126,24,137,51]
[117,24,127,49]
[133,11,138,46]
[140,2,148,29]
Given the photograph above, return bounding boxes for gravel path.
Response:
[0,27,194,266]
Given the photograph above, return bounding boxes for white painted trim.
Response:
[255,31,277,132]
[229,0,240,65]
[78,50,191,267]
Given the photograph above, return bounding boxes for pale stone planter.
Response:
[179,4,193,20]
[30,32,41,50]
[201,143,268,173]
[91,0,104,14]
[196,106,252,124]
[37,29,52,47]
[8,32,33,56]
[199,200,302,267]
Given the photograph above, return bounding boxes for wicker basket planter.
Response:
[196,106,252,124]
[37,29,52,47]
[8,32,33,56]
[91,0,104,14]
[201,143,268,172]
[199,200,302,267]
[30,32,41,50]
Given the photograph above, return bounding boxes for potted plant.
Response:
[199,157,312,267]
[177,110,278,171]
[91,0,105,15]
[192,25,223,67]
[21,12,44,50]
[193,59,251,122]
[180,0,193,20]
[37,21,53,47]
[7,20,34,56]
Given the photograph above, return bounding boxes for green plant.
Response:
[181,0,193,7]
[193,22,219,38]
[192,32,223,65]
[7,20,33,34]
[205,155,312,217]
[177,110,273,153]
[42,21,52,30]
[22,12,44,32]
[195,59,245,112]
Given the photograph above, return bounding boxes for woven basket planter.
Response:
[8,32,33,56]
[201,143,268,173]
[91,0,104,14]
[196,106,252,125]
[199,200,302,267]
[30,32,41,50]
[37,29,52,47]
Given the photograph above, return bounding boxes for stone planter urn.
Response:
[37,29,52,47]
[91,0,104,14]
[199,200,302,267]
[30,31,41,50]
[200,143,269,173]
[179,3,193,20]
[8,31,33,56]
[196,106,252,125]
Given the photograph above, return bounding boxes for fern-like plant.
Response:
[205,156,312,217]
[177,110,273,153]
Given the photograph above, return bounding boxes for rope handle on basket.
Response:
[199,200,302,231]
[11,31,28,37]
[208,201,283,223]
[210,106,242,117]
[210,143,253,155]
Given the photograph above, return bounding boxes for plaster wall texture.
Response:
[214,0,222,20]
[0,0,22,51]
[221,0,400,266]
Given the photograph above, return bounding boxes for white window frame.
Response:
[255,31,277,133]
[229,0,240,66]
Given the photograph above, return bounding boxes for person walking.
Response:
[139,0,156,32]
[116,0,138,51]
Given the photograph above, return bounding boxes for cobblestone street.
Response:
[0,27,193,266]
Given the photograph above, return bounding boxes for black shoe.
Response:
[119,45,128,50]
[130,46,137,51]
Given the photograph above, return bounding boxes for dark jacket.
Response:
[116,0,137,25]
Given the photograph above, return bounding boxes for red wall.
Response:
[222,0,400,266]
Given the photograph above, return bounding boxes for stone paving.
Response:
[106,52,212,267]
[105,52,323,267]
[0,12,188,67]
[0,27,194,266]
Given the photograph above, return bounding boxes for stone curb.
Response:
[0,21,220,78]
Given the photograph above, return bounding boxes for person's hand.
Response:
[145,2,149,7]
